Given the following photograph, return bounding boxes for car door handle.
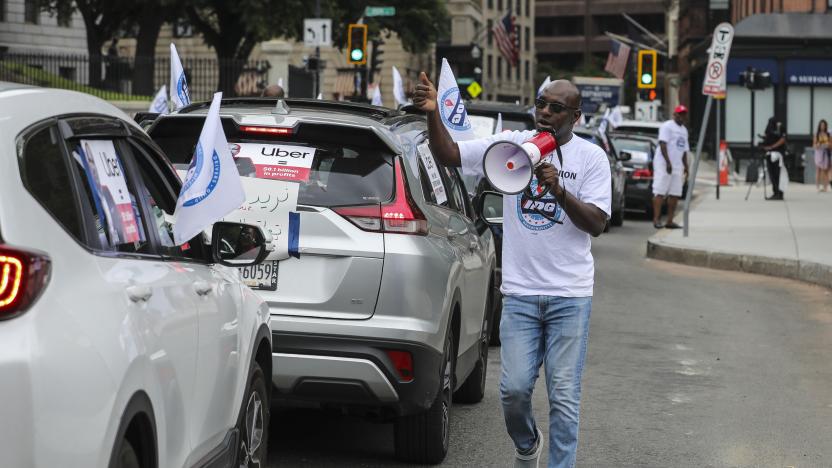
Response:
[126,285,153,303]
[193,281,213,296]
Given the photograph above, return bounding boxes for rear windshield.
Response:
[150,118,394,208]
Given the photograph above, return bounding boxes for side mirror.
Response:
[475,190,504,226]
[617,151,632,162]
[211,222,273,267]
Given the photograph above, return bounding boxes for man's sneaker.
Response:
[514,428,544,468]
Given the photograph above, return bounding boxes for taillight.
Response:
[333,158,428,235]
[631,168,653,180]
[0,245,51,320]
[385,350,414,382]
[239,126,293,136]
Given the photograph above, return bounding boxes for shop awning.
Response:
[735,13,832,40]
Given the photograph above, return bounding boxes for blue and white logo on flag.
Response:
[170,43,191,111]
[173,92,245,245]
[437,58,475,141]
[149,85,168,114]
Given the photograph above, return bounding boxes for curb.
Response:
[646,239,832,290]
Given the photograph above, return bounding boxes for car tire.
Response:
[394,331,455,464]
[114,438,141,468]
[236,362,269,468]
[454,322,488,404]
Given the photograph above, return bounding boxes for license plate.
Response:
[238,261,278,291]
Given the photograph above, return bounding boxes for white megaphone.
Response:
[482,131,558,194]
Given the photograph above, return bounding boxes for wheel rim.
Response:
[239,390,264,468]
[441,338,452,451]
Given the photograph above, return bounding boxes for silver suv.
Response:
[144,99,497,464]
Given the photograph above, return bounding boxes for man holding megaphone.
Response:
[414,73,611,468]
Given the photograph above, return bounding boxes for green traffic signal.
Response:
[641,73,653,85]
[350,49,364,62]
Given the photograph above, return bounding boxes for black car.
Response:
[573,125,629,228]
[610,133,656,213]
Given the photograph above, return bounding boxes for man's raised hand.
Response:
[413,72,437,112]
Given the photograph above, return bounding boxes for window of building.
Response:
[24,0,39,24]
[525,26,530,51]
[525,60,530,81]
[0,0,5,22]
[516,0,521,14]
[725,85,775,143]
[536,17,584,36]
[498,0,503,11]
[526,0,530,17]
[57,8,71,27]
[813,88,832,135]
[515,61,520,81]
[487,55,493,79]
[487,19,493,46]
[488,0,493,9]
[787,87,811,135]
[497,57,503,81]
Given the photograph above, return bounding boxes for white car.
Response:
[0,82,273,468]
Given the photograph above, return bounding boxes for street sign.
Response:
[702,23,734,97]
[304,18,332,47]
[466,81,482,99]
[365,6,396,17]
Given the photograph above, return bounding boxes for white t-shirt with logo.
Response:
[458,130,612,297]
[654,120,689,174]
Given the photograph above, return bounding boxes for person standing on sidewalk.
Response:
[651,105,689,229]
[813,119,830,192]
[761,117,787,200]
[413,72,611,468]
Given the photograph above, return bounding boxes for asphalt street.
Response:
[267,217,832,467]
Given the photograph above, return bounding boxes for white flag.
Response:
[278,77,284,88]
[173,92,245,245]
[149,85,168,114]
[392,66,408,107]
[316,93,323,100]
[437,58,475,141]
[609,106,623,129]
[371,84,383,106]
[170,43,190,111]
[494,112,503,134]
[537,76,551,97]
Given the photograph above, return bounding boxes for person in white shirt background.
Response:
[413,72,611,468]
[652,105,690,229]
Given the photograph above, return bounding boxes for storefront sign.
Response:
[785,60,832,86]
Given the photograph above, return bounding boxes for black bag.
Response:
[745,160,760,183]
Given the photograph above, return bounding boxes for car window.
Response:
[66,139,153,255]
[18,124,83,240]
[439,166,467,216]
[611,138,653,164]
[469,115,496,138]
[154,129,395,208]
[128,139,208,261]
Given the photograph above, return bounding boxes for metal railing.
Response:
[0,52,270,102]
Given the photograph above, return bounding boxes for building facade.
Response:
[535,0,665,76]
[0,0,86,54]
[445,0,537,105]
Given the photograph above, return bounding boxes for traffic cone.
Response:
[719,140,730,186]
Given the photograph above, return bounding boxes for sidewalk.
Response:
[647,171,832,290]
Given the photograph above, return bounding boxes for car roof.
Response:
[153,98,424,155]
[0,84,140,137]
[616,120,662,129]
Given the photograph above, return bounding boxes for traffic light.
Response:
[637,49,657,89]
[369,39,385,82]
[347,24,368,65]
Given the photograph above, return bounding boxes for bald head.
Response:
[541,79,581,108]
[261,85,285,98]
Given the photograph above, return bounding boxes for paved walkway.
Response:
[647,164,832,289]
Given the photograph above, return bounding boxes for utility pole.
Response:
[314,0,321,98]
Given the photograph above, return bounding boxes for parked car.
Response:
[145,98,497,464]
[613,119,663,138]
[610,131,688,214]
[610,133,656,213]
[0,83,274,468]
[573,125,629,227]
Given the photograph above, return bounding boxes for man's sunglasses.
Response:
[534,98,578,114]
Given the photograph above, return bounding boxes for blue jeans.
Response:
[499,295,592,468]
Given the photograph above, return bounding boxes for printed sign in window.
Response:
[78,140,142,246]
[229,143,316,182]
[417,143,448,205]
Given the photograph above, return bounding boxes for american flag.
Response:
[604,40,631,79]
[492,10,519,67]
